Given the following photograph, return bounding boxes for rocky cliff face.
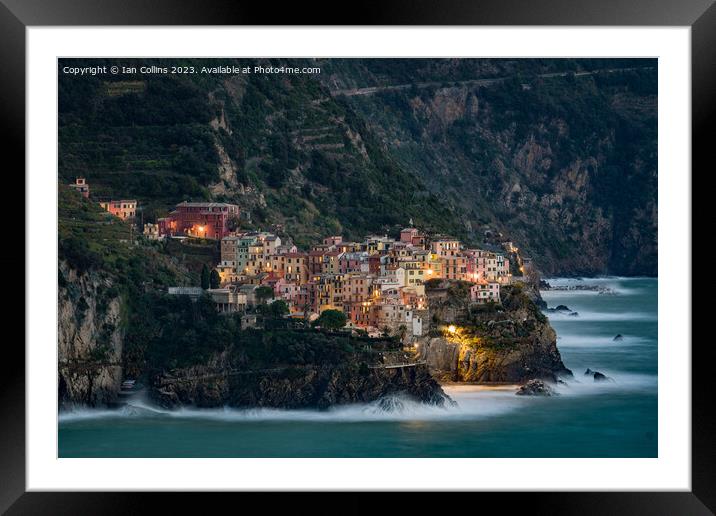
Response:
[421,282,572,383]
[150,360,449,410]
[58,261,124,407]
[417,327,570,384]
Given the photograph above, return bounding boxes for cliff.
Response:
[57,185,199,407]
[150,360,448,410]
[146,329,449,409]
[419,282,572,383]
[58,261,124,407]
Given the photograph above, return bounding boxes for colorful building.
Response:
[470,281,501,304]
[99,199,137,220]
[158,201,239,240]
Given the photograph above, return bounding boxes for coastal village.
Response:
[69,177,522,342]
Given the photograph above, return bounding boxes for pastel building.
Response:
[470,281,501,304]
[431,238,461,257]
[399,227,426,247]
[100,199,137,220]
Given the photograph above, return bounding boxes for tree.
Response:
[209,269,221,289]
[268,299,289,318]
[255,286,274,304]
[397,324,408,342]
[313,309,347,331]
[200,264,210,290]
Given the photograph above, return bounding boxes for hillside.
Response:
[59,58,657,275]
[322,59,657,276]
[58,185,215,405]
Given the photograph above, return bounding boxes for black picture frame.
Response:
[3,0,709,512]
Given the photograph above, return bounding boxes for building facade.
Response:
[158,201,240,240]
[99,199,137,220]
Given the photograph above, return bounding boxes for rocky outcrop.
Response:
[418,326,570,384]
[58,261,124,407]
[420,283,572,383]
[516,379,556,396]
[585,369,615,383]
[150,362,449,410]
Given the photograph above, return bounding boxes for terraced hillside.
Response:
[59,58,657,275]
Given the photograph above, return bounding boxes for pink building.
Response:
[399,227,426,247]
[158,201,239,240]
[339,252,369,274]
[470,281,501,304]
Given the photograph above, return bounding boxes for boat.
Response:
[118,379,143,398]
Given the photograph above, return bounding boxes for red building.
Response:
[158,201,240,240]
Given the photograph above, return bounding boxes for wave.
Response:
[59,391,525,424]
[541,276,656,297]
[544,276,656,283]
[545,310,656,322]
[556,333,652,349]
[58,375,656,425]
[554,371,657,397]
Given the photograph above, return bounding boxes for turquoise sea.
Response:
[58,277,657,457]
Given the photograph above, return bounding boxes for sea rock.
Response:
[555,305,571,312]
[568,311,579,317]
[585,369,614,382]
[593,371,614,382]
[516,379,556,396]
[613,334,623,341]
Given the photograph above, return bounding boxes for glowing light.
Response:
[427,269,434,275]
[448,325,457,334]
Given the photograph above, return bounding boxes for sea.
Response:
[58,277,657,458]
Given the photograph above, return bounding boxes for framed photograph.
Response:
[5,0,710,511]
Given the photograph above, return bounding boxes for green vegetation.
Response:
[210,269,221,289]
[58,185,194,287]
[121,291,395,375]
[254,286,274,304]
[313,309,348,331]
[200,264,210,290]
[260,299,289,318]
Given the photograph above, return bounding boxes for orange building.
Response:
[99,199,137,220]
